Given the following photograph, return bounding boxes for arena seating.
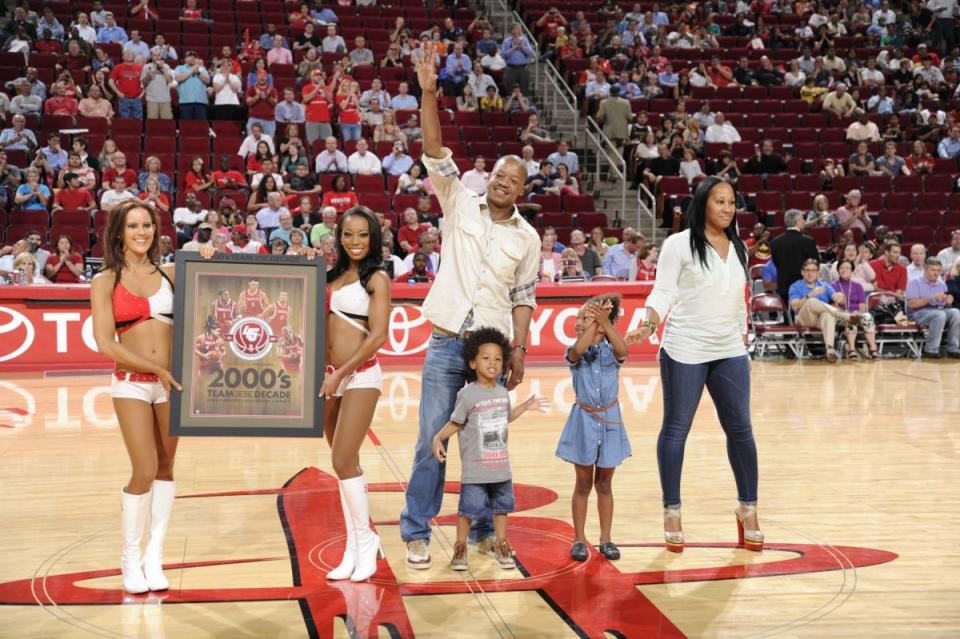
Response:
[0,0,614,256]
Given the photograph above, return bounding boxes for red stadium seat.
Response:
[754,191,782,212]
[562,194,595,212]
[353,174,385,193]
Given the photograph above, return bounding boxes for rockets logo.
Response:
[229,317,274,361]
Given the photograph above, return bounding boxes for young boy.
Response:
[432,328,547,571]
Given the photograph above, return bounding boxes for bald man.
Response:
[400,42,542,569]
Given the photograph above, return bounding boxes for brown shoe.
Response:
[450,542,468,571]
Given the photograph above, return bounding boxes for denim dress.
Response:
[555,340,632,468]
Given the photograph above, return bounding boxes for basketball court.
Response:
[0,359,957,638]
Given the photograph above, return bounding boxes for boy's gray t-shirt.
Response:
[450,382,512,484]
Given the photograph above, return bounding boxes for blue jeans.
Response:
[340,122,361,141]
[118,97,143,119]
[657,350,758,508]
[911,307,960,354]
[400,335,494,542]
[458,480,514,519]
[179,102,208,120]
[246,117,276,138]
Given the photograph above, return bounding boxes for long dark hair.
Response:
[101,199,162,282]
[256,175,278,200]
[684,176,747,272]
[326,205,384,290]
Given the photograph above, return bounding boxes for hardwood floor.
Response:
[0,359,957,638]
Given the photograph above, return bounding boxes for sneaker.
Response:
[495,539,516,569]
[450,542,468,571]
[405,539,431,570]
[472,536,499,559]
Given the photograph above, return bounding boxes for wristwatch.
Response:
[515,344,528,355]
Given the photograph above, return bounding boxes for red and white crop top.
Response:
[112,269,175,335]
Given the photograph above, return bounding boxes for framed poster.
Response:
[169,252,326,437]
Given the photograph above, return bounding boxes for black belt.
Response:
[507,63,528,68]
[432,326,473,340]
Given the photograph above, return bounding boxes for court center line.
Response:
[367,427,517,639]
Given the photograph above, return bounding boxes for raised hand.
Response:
[415,41,438,93]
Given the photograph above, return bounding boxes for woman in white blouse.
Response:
[626,177,763,554]
[784,60,806,87]
[211,60,243,121]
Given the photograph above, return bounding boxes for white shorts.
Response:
[111,375,168,404]
[332,361,383,397]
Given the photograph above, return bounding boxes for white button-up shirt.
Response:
[704,122,742,144]
[460,168,489,195]
[347,151,382,175]
[422,148,541,336]
[646,229,748,364]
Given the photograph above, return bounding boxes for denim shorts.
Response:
[458,480,515,519]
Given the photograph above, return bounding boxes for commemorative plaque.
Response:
[169,252,325,437]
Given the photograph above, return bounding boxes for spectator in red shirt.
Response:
[44,235,84,283]
[102,152,138,192]
[245,141,274,176]
[52,172,97,213]
[130,0,160,21]
[212,155,249,192]
[336,80,362,142]
[246,72,278,138]
[321,174,358,213]
[869,240,908,298]
[179,0,210,24]
[138,176,171,216]
[184,156,214,192]
[536,7,568,46]
[34,30,63,55]
[43,83,79,116]
[637,244,659,281]
[707,55,736,87]
[108,49,144,119]
[213,45,243,75]
[397,207,430,256]
[395,251,436,283]
[302,68,332,146]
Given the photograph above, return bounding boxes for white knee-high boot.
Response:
[340,473,384,582]
[142,480,175,591]
[121,489,151,594]
[326,481,357,580]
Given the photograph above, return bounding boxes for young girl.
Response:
[431,328,547,571]
[556,294,630,562]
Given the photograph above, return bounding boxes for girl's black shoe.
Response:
[569,542,589,561]
[598,541,620,560]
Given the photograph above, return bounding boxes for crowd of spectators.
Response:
[0,2,613,286]
[527,1,960,226]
